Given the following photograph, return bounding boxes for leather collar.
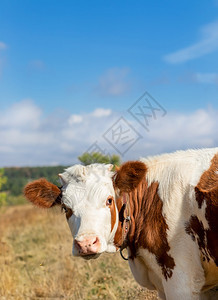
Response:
[119,193,131,260]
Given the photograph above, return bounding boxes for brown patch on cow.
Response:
[189,187,218,266]
[24,178,62,208]
[185,215,210,262]
[107,196,116,232]
[196,154,218,194]
[203,187,218,266]
[191,153,218,266]
[114,162,175,280]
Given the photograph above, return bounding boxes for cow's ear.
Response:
[24,178,62,208]
[113,161,147,192]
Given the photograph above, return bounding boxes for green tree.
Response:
[4,165,65,196]
[0,169,7,207]
[78,152,121,169]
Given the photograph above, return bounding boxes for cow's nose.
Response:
[74,237,100,255]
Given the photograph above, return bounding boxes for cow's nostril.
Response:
[93,237,99,245]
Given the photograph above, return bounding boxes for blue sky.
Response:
[0,0,218,166]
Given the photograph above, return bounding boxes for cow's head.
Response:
[24,164,119,259]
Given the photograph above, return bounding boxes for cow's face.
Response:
[24,164,119,259]
[59,164,118,258]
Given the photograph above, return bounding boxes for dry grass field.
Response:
[0,204,159,300]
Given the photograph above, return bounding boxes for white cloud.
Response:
[130,108,217,158]
[92,108,112,117]
[164,20,218,64]
[95,67,131,96]
[0,42,7,50]
[68,108,112,126]
[0,100,217,166]
[0,99,41,129]
[194,72,218,84]
[68,114,83,124]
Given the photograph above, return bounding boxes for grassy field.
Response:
[0,204,158,300]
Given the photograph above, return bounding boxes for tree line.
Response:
[0,152,121,201]
[2,166,66,196]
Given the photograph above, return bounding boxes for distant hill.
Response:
[3,166,67,196]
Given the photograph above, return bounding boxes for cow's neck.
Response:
[116,177,176,280]
[127,178,162,258]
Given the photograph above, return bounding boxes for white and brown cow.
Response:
[24,148,218,300]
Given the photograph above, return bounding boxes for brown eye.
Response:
[106,197,113,206]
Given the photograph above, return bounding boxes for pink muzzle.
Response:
[74,236,100,255]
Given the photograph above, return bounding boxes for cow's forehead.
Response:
[59,163,113,183]
[63,182,87,205]
[60,163,114,208]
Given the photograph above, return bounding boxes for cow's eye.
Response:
[62,205,68,213]
[106,197,113,206]
[61,205,73,219]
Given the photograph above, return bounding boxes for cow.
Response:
[24,148,218,300]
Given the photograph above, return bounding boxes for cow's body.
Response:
[113,148,218,299]
[24,148,218,300]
